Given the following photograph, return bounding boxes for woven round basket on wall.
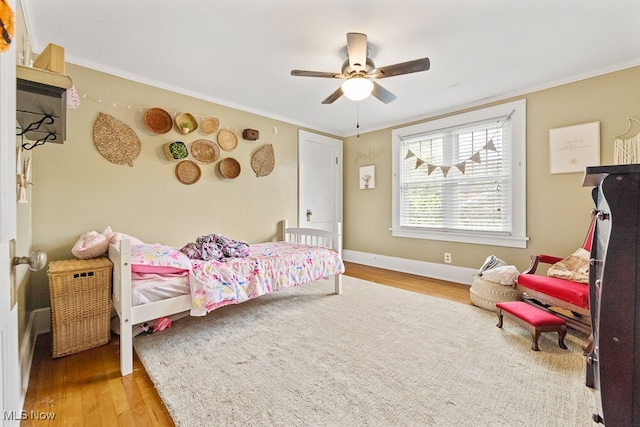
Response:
[143,108,173,134]
[175,160,201,184]
[469,277,523,312]
[219,157,241,179]
[217,129,238,151]
[190,139,219,163]
[201,117,220,135]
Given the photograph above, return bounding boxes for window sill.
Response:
[391,227,529,248]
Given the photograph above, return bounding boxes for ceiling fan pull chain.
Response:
[356,104,360,138]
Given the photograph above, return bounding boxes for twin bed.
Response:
[108,220,344,376]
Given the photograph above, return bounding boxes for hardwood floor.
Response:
[20,262,471,426]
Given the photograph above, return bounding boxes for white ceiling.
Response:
[21,0,640,137]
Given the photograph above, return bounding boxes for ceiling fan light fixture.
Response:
[341,75,374,101]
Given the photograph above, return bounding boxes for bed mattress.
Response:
[131,272,190,306]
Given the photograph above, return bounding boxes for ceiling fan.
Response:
[291,32,430,104]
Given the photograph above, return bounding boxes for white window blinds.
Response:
[399,114,512,234]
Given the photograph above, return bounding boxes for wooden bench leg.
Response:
[558,325,568,350]
[531,329,541,351]
[496,308,504,328]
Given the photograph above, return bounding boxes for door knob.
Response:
[13,249,47,271]
[306,209,313,221]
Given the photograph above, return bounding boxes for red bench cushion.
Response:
[516,273,589,310]
[496,301,566,326]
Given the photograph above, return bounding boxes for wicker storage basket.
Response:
[48,257,113,358]
[469,276,523,312]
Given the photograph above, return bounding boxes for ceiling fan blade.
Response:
[291,70,344,78]
[371,81,397,104]
[372,57,430,78]
[346,32,368,72]
[321,87,344,104]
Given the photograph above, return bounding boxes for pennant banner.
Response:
[405,135,505,178]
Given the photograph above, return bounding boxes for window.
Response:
[392,100,528,248]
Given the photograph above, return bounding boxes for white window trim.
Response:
[391,99,528,248]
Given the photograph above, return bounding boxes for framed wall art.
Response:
[359,165,375,189]
[549,121,600,174]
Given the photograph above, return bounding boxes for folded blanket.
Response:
[180,233,250,262]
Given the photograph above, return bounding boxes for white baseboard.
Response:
[343,250,476,286]
[19,308,50,395]
[33,307,51,335]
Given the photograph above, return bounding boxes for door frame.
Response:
[297,130,343,229]
[1,0,21,424]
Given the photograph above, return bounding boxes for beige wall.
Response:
[26,63,327,310]
[25,62,640,311]
[344,65,640,271]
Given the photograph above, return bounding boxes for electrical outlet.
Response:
[444,253,452,264]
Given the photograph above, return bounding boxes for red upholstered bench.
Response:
[495,301,568,351]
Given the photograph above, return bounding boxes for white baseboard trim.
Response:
[343,250,476,286]
[19,308,50,395]
[33,307,51,335]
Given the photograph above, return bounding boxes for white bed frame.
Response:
[108,220,343,376]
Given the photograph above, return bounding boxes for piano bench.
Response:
[495,301,568,351]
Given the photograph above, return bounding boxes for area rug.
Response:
[134,276,596,426]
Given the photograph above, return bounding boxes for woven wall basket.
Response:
[219,157,241,179]
[217,129,238,151]
[93,112,141,167]
[201,117,220,135]
[175,112,198,135]
[143,108,172,134]
[191,139,219,163]
[251,144,275,177]
[175,160,201,184]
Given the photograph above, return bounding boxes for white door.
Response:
[298,130,343,231]
[1,1,21,423]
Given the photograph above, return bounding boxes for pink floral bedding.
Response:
[188,241,344,316]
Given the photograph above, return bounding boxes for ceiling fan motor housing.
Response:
[341,58,376,76]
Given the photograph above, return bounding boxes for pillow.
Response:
[103,226,144,245]
[72,231,109,259]
[130,244,192,274]
[480,265,521,286]
[547,248,590,284]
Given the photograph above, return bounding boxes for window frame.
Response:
[391,99,528,248]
